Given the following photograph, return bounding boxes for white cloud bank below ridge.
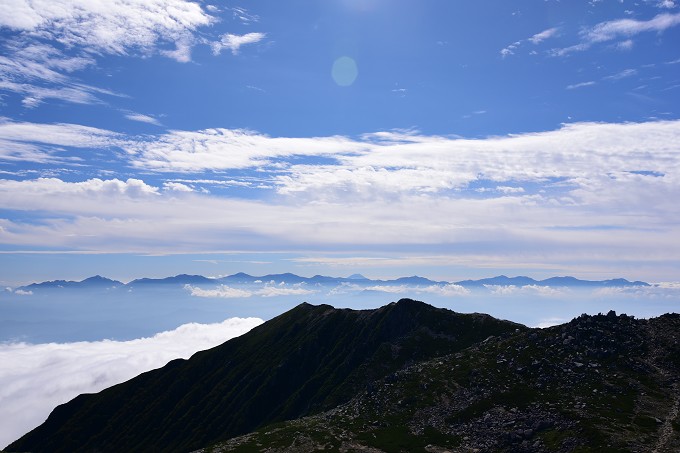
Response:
[185,283,316,298]
[0,317,262,449]
[328,283,471,297]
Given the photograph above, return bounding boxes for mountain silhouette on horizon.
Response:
[17,273,650,292]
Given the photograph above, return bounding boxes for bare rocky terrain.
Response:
[7,300,680,453]
[196,311,680,453]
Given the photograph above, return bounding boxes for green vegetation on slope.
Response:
[7,299,524,453]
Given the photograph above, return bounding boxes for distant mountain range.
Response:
[20,275,125,290]
[18,272,650,291]
[8,300,680,452]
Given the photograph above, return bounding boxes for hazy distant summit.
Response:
[455,274,650,288]
[22,275,124,290]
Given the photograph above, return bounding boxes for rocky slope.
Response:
[7,299,523,453]
[196,311,680,452]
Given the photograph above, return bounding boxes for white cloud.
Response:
[0,0,219,107]
[567,70,635,91]
[0,120,119,148]
[231,6,260,24]
[500,47,515,58]
[485,285,566,297]
[0,120,120,162]
[257,284,316,297]
[0,0,214,59]
[535,317,568,328]
[604,68,638,80]
[167,178,254,188]
[0,65,103,106]
[0,177,160,201]
[589,13,680,42]
[477,186,525,195]
[588,12,680,41]
[6,120,680,211]
[657,282,680,289]
[274,120,680,198]
[566,81,596,89]
[126,127,366,172]
[496,186,525,194]
[554,12,680,55]
[0,46,90,87]
[485,285,519,295]
[529,27,559,44]
[594,283,680,298]
[1,120,679,280]
[0,317,262,449]
[160,37,194,63]
[339,283,470,297]
[185,283,316,298]
[163,181,194,192]
[617,39,634,50]
[362,285,411,293]
[185,284,252,298]
[125,113,163,126]
[211,32,266,55]
[501,27,558,57]
[293,256,392,268]
[13,289,32,296]
[421,284,471,296]
[524,285,566,296]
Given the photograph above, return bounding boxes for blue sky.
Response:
[1,0,680,285]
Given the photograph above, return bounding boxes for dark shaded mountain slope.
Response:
[7,299,524,453]
[204,311,680,453]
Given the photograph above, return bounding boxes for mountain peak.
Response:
[212,311,680,453]
[8,300,524,453]
[81,275,117,283]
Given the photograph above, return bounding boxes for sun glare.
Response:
[331,56,358,86]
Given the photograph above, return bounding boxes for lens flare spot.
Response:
[332,56,358,87]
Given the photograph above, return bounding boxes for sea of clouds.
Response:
[0,317,262,449]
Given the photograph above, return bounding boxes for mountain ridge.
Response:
[17,273,651,291]
[22,275,124,290]
[199,310,680,452]
[8,301,680,453]
[6,299,525,453]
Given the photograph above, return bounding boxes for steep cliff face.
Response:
[200,312,680,453]
[7,299,524,453]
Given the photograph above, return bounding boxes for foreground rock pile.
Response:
[201,312,680,452]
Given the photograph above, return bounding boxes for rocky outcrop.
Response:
[202,311,680,452]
